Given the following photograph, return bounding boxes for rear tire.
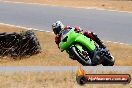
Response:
[69,46,92,66]
[102,56,115,66]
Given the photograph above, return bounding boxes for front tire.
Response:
[69,46,92,66]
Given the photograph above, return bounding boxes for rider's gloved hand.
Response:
[74,26,83,32]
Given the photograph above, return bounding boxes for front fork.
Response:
[66,45,82,60]
[74,44,92,64]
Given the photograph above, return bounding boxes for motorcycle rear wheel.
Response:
[102,55,115,66]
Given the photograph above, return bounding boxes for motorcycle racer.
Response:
[52,21,115,66]
[52,21,106,50]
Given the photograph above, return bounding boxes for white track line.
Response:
[0,23,50,32]
[1,0,132,14]
[0,23,131,46]
[102,40,131,46]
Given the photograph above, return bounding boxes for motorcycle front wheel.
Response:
[69,46,93,66]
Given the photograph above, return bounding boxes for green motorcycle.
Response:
[59,28,115,66]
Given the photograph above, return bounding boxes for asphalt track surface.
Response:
[0,66,131,71]
[0,1,132,44]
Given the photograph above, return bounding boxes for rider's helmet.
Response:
[52,21,64,35]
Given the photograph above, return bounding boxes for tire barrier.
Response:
[0,30,41,57]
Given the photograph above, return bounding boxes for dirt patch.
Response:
[0,24,132,66]
[4,0,132,12]
[0,70,131,88]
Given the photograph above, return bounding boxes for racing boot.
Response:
[91,32,106,49]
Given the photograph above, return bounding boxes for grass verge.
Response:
[4,0,132,12]
[0,24,132,66]
[0,70,131,88]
